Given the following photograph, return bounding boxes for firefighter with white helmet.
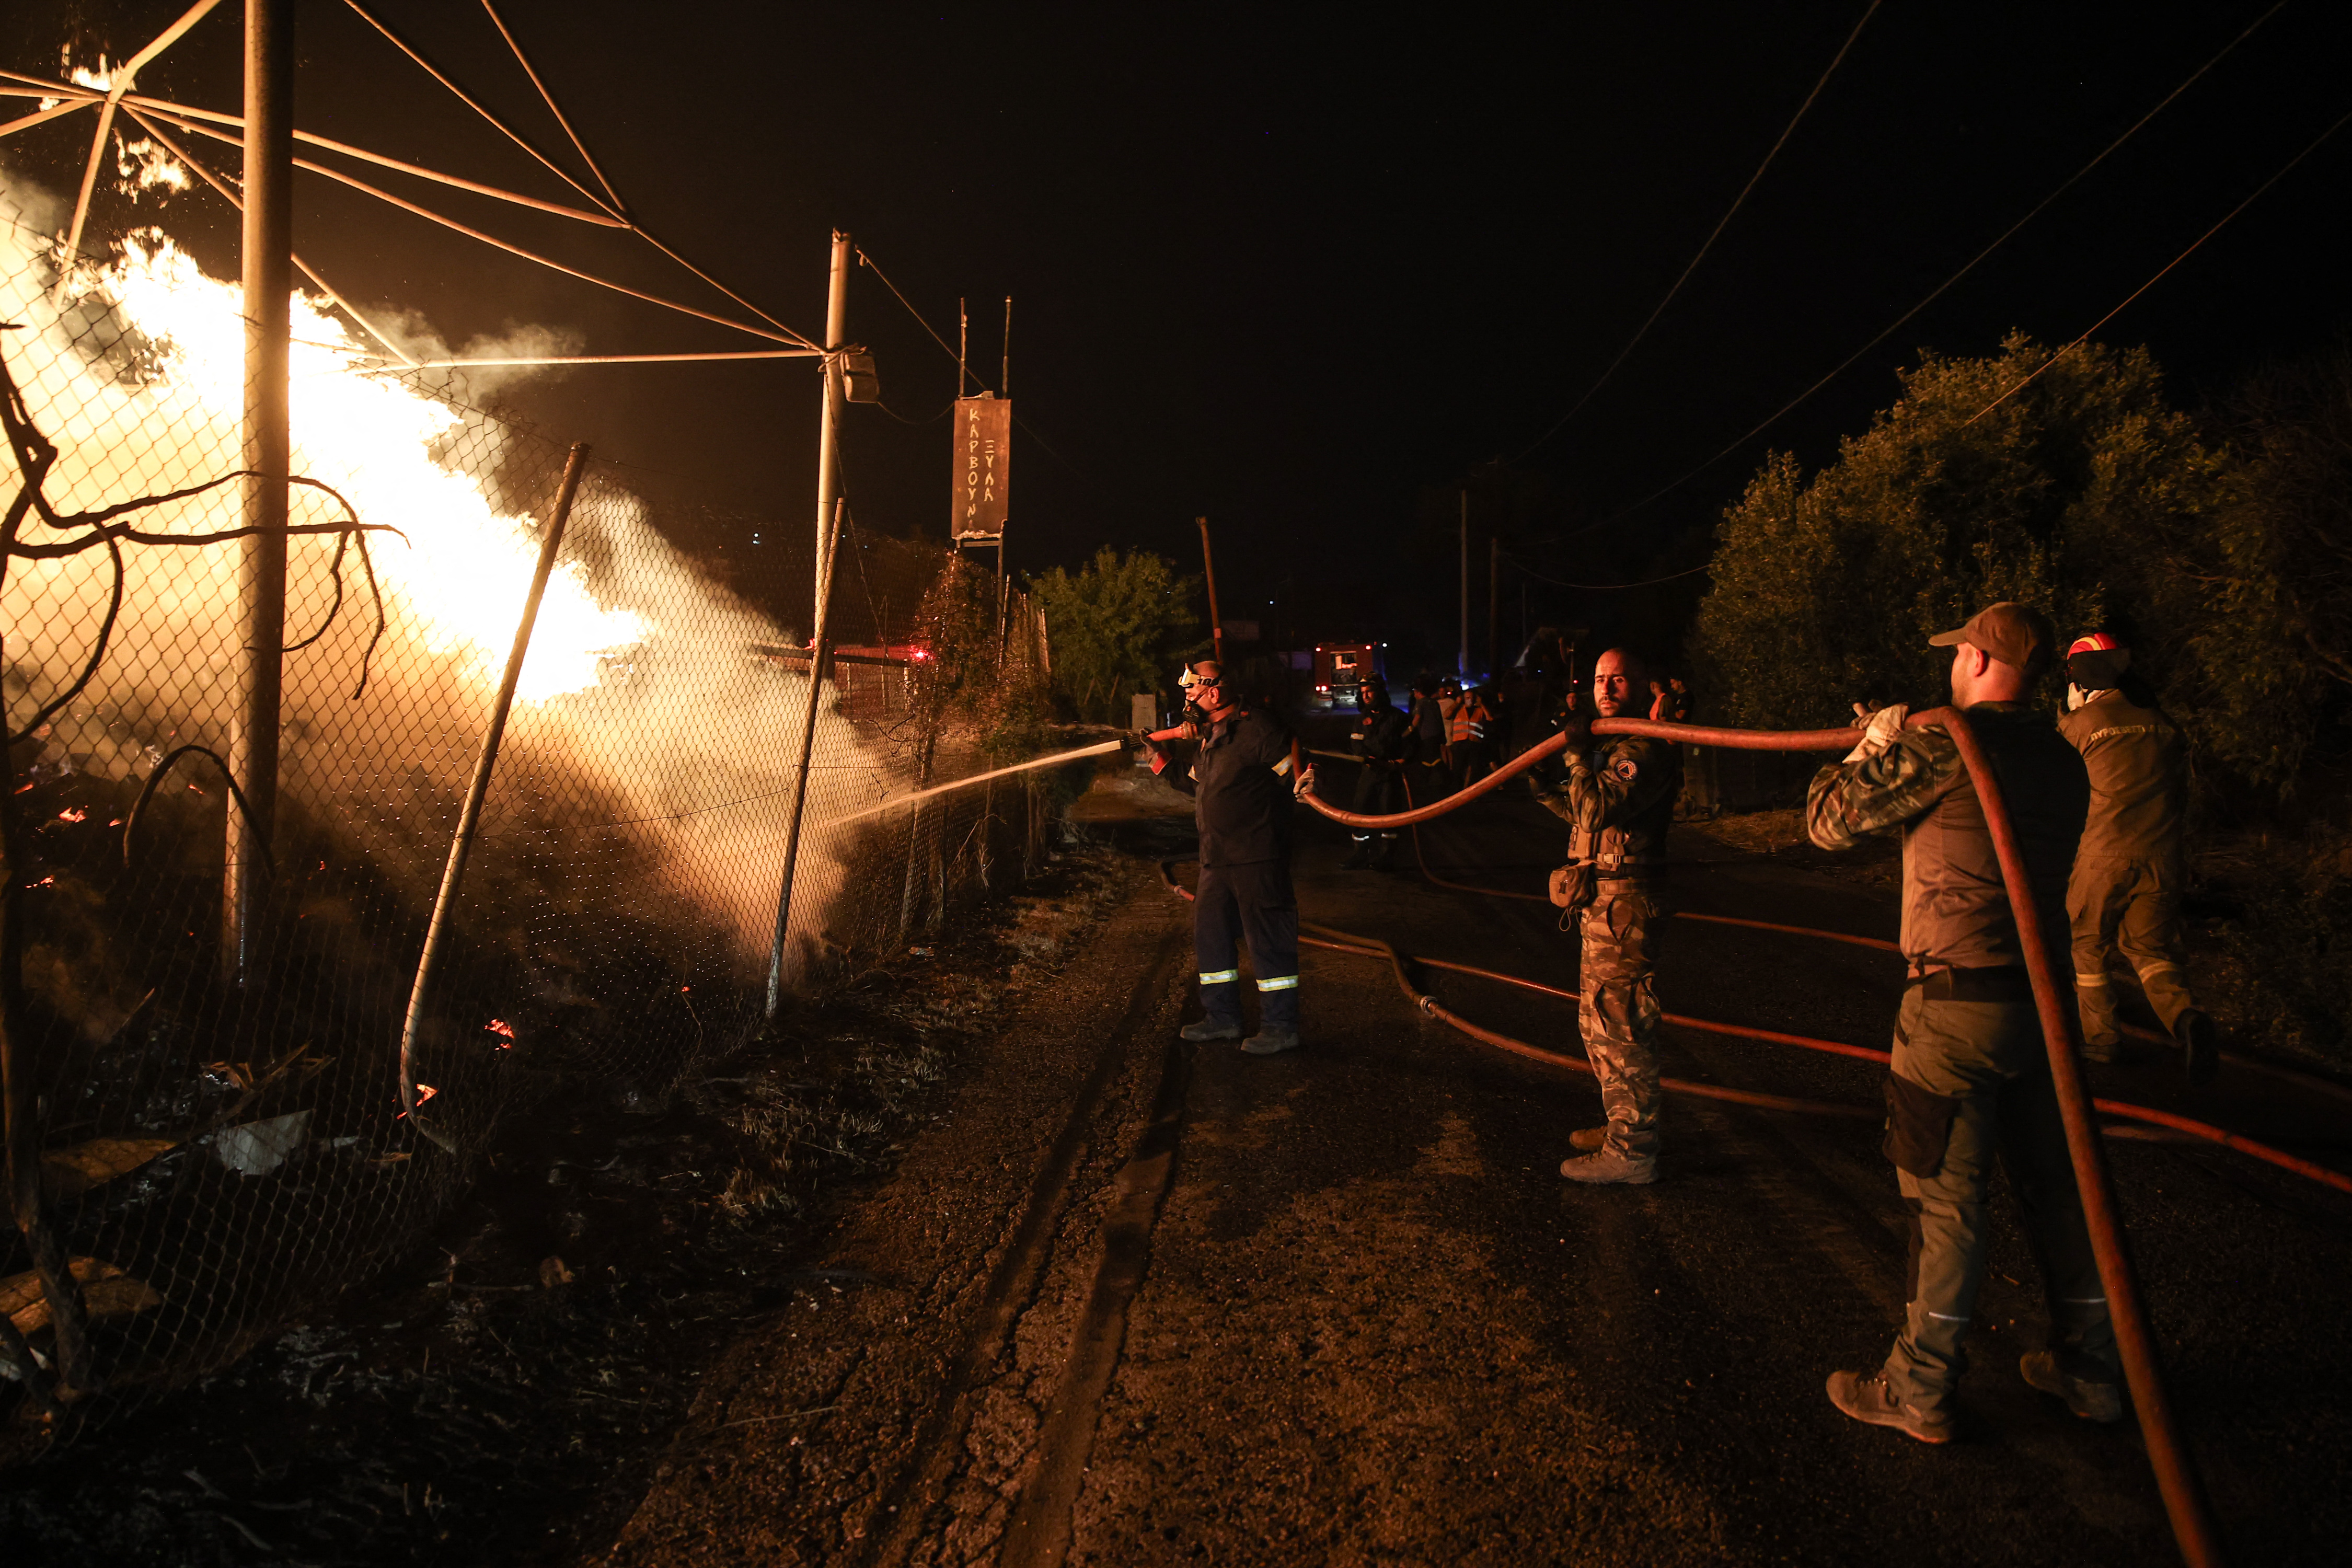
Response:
[1146,660,1313,1054]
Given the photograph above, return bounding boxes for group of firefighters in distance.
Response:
[1144,601,2216,1446]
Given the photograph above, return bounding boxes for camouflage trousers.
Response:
[1577,884,1664,1157]
[1880,988,2117,1411]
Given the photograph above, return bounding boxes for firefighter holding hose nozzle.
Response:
[1531,647,1682,1185]
[1146,660,1313,1055]
[1807,602,2120,1445]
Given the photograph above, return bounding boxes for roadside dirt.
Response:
[0,840,1134,1568]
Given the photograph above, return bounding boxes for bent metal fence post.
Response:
[0,189,1069,1453]
[765,494,845,1018]
[397,441,590,1142]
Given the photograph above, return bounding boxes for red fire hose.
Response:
[1287,710,2228,1566]
[1379,769,2352,1112]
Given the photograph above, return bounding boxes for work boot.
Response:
[1825,1369,1955,1445]
[2019,1351,2125,1424]
[1241,1027,1301,1056]
[1180,1017,1242,1043]
[1568,1126,1608,1154]
[2175,1009,2220,1086]
[1340,837,1373,869]
[1371,835,1399,871]
[2079,1037,2144,1066]
[1558,1148,1656,1184]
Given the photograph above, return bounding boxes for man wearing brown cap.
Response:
[2060,633,2218,1081]
[1806,603,2120,1443]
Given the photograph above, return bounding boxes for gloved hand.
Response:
[1292,763,1317,800]
[1843,702,1910,763]
[1556,713,1592,751]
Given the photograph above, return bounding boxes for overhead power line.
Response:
[1966,98,2352,425]
[1504,552,1710,592]
[1553,0,2293,541]
[1513,0,1883,462]
[855,247,995,391]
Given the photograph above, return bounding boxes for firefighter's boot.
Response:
[1558,1147,1656,1184]
[1340,835,1374,869]
[1826,1369,1955,1444]
[1243,975,1300,1055]
[1372,833,1400,871]
[1180,1017,1241,1043]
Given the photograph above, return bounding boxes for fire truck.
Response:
[1310,642,1386,710]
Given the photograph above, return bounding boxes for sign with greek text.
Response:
[951,395,1011,539]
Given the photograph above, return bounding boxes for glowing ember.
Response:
[484,1019,516,1039]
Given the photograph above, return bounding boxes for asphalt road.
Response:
[590,754,2352,1567]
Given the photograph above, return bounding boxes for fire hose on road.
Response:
[1242,711,2239,1565]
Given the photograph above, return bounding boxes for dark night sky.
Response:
[10,1,2352,670]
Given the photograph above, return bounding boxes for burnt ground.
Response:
[8,752,2352,1566]
[0,831,1139,1567]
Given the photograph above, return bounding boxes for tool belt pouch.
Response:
[1549,861,1598,913]
[1883,1071,1962,1179]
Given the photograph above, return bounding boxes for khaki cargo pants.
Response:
[1577,884,1663,1158]
[2069,852,2195,1047]
[1880,987,2119,1411]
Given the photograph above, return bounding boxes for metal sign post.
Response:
[226,0,293,988]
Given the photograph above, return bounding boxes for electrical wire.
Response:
[1502,550,1711,592]
[1546,0,2295,543]
[1966,97,2352,426]
[855,248,985,387]
[1513,0,1883,461]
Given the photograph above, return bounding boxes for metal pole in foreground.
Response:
[765,497,846,1017]
[225,0,292,988]
[814,229,851,596]
[1197,516,1223,670]
[398,443,590,1127]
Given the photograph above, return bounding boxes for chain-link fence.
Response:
[0,189,1063,1448]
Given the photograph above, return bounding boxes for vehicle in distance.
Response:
[1311,642,1385,710]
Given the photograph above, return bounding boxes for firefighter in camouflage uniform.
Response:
[1531,648,1681,1185]
[1807,603,2120,1445]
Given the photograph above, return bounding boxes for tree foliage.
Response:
[1030,547,1201,724]
[1689,333,2352,800]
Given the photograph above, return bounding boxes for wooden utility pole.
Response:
[227,0,292,987]
[1198,516,1223,669]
